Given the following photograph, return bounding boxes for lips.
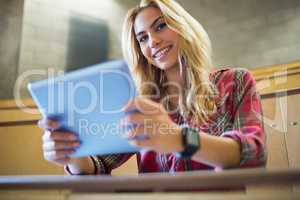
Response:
[152,45,172,60]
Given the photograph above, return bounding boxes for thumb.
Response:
[123,96,162,115]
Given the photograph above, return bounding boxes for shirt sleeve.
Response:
[64,153,135,175]
[220,68,267,168]
[91,153,135,174]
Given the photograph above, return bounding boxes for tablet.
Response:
[28,60,140,157]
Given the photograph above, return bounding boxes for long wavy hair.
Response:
[122,0,218,124]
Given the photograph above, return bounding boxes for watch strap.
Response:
[177,127,200,158]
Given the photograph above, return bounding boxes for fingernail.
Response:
[47,122,59,131]
[70,134,78,140]
[124,109,139,115]
[130,135,149,141]
[74,146,80,150]
[51,121,59,129]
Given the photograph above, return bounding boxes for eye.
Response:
[138,35,148,43]
[156,22,167,31]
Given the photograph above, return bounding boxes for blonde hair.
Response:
[122,0,218,124]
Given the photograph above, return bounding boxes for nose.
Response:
[148,33,161,48]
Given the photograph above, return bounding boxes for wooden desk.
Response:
[0,168,299,200]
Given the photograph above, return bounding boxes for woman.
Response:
[39,0,266,175]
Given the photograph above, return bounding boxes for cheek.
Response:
[140,45,152,60]
[166,30,180,47]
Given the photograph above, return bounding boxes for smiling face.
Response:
[134,7,180,71]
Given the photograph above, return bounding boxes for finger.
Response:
[122,97,161,115]
[42,130,79,142]
[51,157,73,166]
[120,113,146,126]
[38,118,59,131]
[124,125,150,140]
[44,149,76,161]
[129,138,153,149]
[43,140,81,151]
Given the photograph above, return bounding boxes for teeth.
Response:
[154,46,171,59]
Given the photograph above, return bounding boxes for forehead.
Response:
[134,7,162,34]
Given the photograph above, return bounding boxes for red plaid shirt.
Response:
[66,68,267,174]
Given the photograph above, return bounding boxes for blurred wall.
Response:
[0,0,300,99]
[0,0,24,99]
[15,0,138,98]
[176,0,300,68]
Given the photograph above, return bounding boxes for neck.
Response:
[165,64,185,88]
[164,65,186,109]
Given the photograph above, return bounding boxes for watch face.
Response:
[187,129,199,147]
[179,127,200,158]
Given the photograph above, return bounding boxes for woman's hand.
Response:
[38,118,82,166]
[120,97,183,154]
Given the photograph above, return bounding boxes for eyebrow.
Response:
[136,16,164,37]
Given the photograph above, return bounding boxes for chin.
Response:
[157,62,178,71]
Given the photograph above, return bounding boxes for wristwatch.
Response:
[177,126,201,158]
